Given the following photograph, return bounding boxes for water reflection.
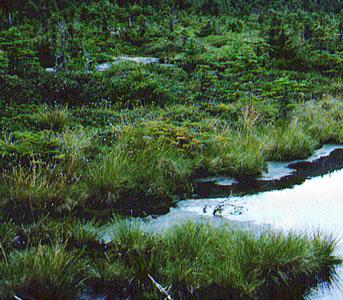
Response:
[147,145,343,299]
[220,170,343,235]
[194,145,343,199]
[225,170,343,300]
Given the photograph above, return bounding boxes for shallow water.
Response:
[144,145,343,299]
[95,56,164,71]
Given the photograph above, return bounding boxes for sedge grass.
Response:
[19,217,102,253]
[32,104,70,130]
[55,129,94,183]
[298,97,343,144]
[269,118,318,161]
[86,141,193,210]
[103,220,341,300]
[0,160,75,220]
[201,124,269,176]
[86,154,126,206]
[0,243,90,300]
[0,217,339,300]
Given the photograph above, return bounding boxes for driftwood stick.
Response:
[148,274,173,300]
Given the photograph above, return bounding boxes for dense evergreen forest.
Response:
[1,1,343,299]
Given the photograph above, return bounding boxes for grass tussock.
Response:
[269,118,317,161]
[0,160,75,221]
[85,124,194,211]
[0,243,89,300]
[56,129,95,179]
[20,217,101,251]
[102,220,341,300]
[32,105,70,130]
[0,219,340,300]
[298,96,343,144]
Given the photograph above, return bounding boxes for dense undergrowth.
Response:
[1,0,343,298]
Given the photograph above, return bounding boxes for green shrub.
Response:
[16,64,188,107]
[0,130,60,165]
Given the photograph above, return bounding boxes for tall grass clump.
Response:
[269,118,318,161]
[123,146,192,198]
[298,96,343,144]
[0,243,90,300]
[103,220,341,299]
[206,228,341,300]
[226,105,269,176]
[86,153,129,208]
[224,129,269,175]
[86,124,193,212]
[159,222,218,297]
[21,217,102,251]
[0,160,74,221]
[54,129,93,183]
[104,217,163,298]
[201,106,270,176]
[32,105,70,130]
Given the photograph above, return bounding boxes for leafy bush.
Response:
[105,64,175,107]
[0,130,60,169]
[7,63,189,107]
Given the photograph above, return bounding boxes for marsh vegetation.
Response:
[1,0,343,298]
[0,218,340,300]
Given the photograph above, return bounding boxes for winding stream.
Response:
[143,144,343,299]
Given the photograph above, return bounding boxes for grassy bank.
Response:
[0,218,340,300]
[2,93,343,219]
